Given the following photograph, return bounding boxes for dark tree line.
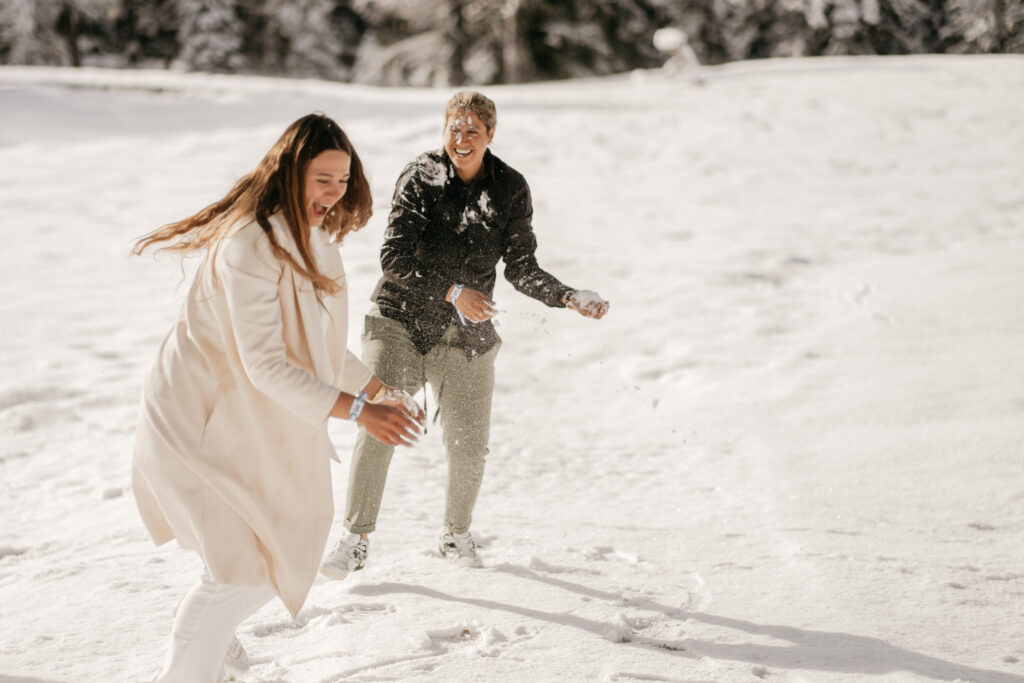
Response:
[1,0,1020,85]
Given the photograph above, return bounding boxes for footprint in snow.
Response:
[0,546,29,561]
[585,545,642,565]
[249,602,394,636]
[316,623,527,682]
[524,555,602,576]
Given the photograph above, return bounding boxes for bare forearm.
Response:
[328,390,361,420]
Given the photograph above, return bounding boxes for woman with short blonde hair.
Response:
[320,92,608,577]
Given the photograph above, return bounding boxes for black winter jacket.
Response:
[371,149,573,358]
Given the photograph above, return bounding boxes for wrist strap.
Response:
[348,391,368,421]
[368,383,387,404]
[449,284,467,325]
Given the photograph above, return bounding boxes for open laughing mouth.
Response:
[312,202,330,218]
[454,148,472,158]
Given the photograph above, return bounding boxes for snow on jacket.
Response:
[132,213,372,617]
[371,148,574,358]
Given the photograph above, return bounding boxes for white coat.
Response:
[132,213,372,617]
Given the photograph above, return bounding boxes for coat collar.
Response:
[266,213,339,385]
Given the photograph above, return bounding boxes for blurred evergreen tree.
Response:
[259,0,364,79]
[0,0,63,64]
[115,0,178,66]
[0,0,1020,83]
[0,0,117,65]
[942,0,1024,52]
[176,0,245,72]
[515,0,667,80]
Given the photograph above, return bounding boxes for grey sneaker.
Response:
[320,531,368,580]
[439,530,483,568]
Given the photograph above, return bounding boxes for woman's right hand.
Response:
[358,402,423,447]
[448,285,498,323]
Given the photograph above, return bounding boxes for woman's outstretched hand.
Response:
[332,390,423,447]
[565,290,609,319]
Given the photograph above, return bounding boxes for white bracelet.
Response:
[368,383,388,404]
[348,391,368,421]
[449,284,467,325]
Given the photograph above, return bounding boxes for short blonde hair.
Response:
[444,91,497,132]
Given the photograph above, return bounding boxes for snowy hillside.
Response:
[1,55,1023,682]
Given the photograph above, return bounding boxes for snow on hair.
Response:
[445,91,497,132]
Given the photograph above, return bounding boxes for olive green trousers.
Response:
[344,307,499,535]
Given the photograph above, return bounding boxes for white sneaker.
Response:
[439,530,483,568]
[225,636,249,670]
[320,531,368,580]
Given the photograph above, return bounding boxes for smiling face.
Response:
[444,108,494,182]
[302,149,352,227]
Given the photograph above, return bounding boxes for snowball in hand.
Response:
[572,290,606,308]
[569,290,609,317]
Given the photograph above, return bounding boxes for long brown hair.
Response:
[133,113,372,295]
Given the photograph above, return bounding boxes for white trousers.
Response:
[156,574,275,683]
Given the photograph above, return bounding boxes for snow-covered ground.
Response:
[1,55,1022,683]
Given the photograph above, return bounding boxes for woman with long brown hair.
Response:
[132,113,423,682]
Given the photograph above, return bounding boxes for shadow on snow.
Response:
[350,564,1023,683]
